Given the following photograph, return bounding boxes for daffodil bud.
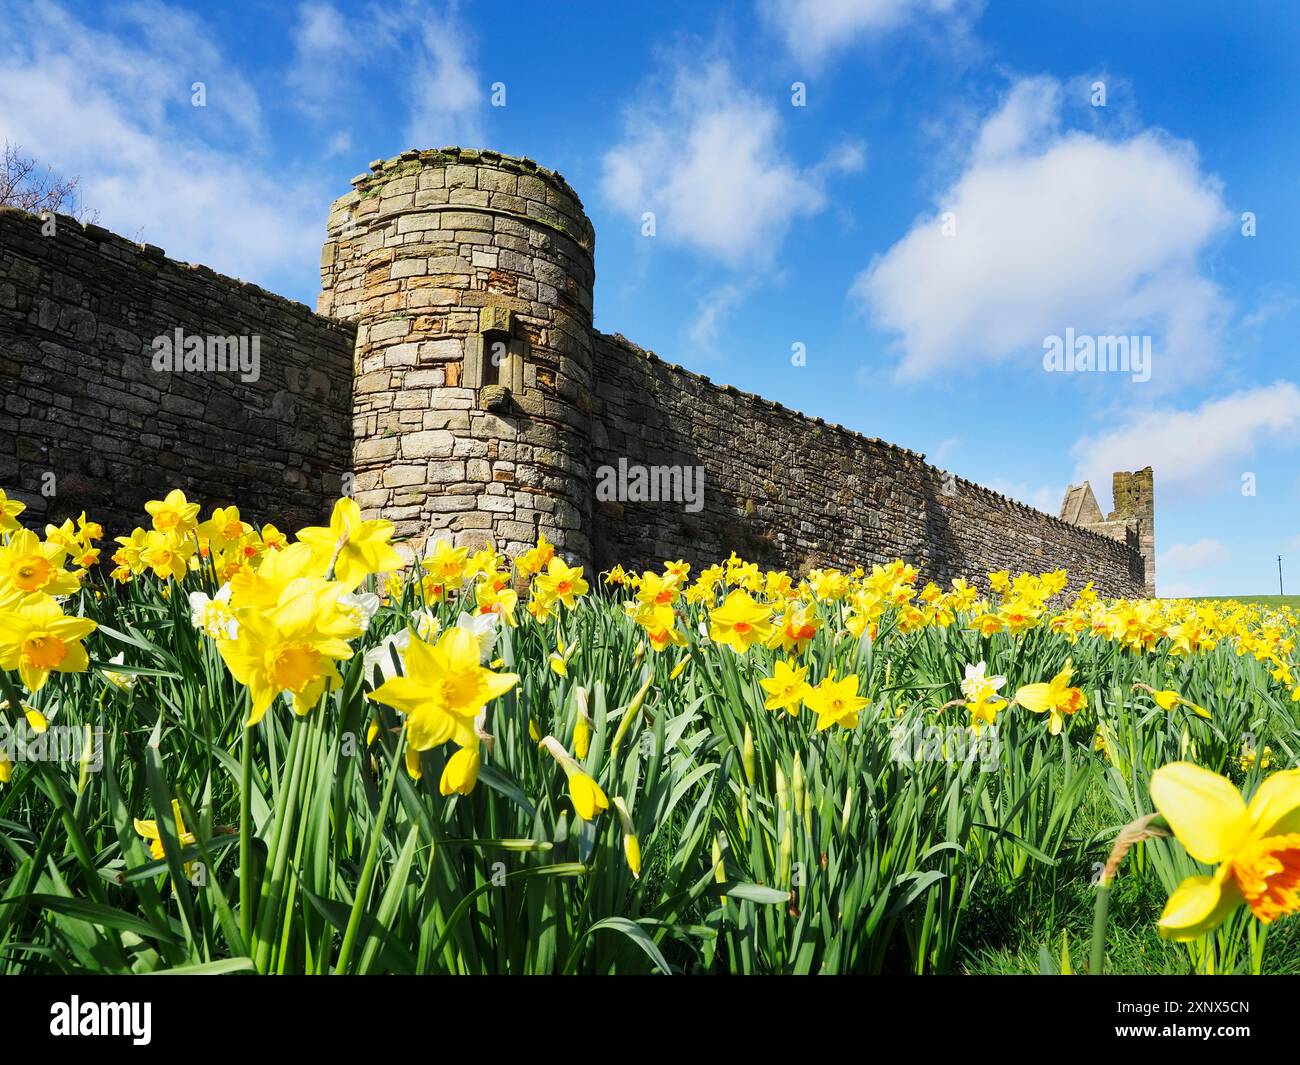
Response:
[776,762,789,813]
[405,744,423,780]
[613,797,641,879]
[623,834,642,879]
[627,671,654,717]
[574,714,591,759]
[609,672,655,763]
[841,785,853,834]
[439,745,480,796]
[669,658,688,681]
[792,753,805,820]
[539,735,608,820]
[742,723,755,786]
[567,771,608,821]
[778,821,792,886]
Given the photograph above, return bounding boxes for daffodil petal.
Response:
[1014,683,1051,713]
[1150,761,1250,865]
[1157,869,1242,941]
[1246,767,1300,837]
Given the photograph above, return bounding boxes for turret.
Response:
[319,147,596,565]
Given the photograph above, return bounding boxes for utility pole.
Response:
[1280,555,1285,597]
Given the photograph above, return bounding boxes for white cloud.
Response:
[400,7,485,150]
[759,0,979,66]
[1161,539,1231,573]
[853,76,1234,387]
[0,1,321,289]
[1070,381,1300,498]
[931,436,961,464]
[325,130,353,156]
[288,0,485,154]
[1160,581,1207,599]
[686,282,751,356]
[1241,284,1298,330]
[287,1,352,116]
[602,60,859,267]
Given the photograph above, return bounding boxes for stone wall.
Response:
[321,148,597,563]
[590,333,1147,597]
[0,145,1153,599]
[0,206,354,533]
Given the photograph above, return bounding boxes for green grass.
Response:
[1188,595,1300,607]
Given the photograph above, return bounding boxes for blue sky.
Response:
[2,0,1297,595]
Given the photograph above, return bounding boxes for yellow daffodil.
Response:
[1241,744,1275,772]
[0,698,48,733]
[368,627,518,752]
[0,594,97,691]
[0,489,26,534]
[804,672,868,731]
[421,539,468,589]
[134,799,199,882]
[768,602,821,655]
[635,570,680,608]
[1014,662,1087,735]
[534,557,589,610]
[515,533,555,576]
[217,585,355,725]
[759,659,809,715]
[296,496,402,590]
[227,542,316,610]
[708,589,773,654]
[475,580,518,627]
[198,505,252,554]
[626,600,683,652]
[967,696,1004,733]
[573,713,591,759]
[145,489,201,537]
[1139,685,1211,720]
[613,796,641,878]
[1151,762,1300,938]
[140,529,193,581]
[0,529,80,597]
[539,734,608,820]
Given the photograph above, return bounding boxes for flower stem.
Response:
[334,724,405,974]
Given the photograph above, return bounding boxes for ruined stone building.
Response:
[1059,469,1156,595]
[0,147,1155,597]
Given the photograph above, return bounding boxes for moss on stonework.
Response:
[349,147,586,210]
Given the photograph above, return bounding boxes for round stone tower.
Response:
[318,147,596,565]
